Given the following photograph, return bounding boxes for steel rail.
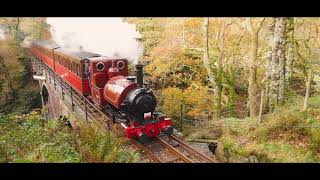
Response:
[130,139,164,163]
[169,135,216,163]
[156,136,194,163]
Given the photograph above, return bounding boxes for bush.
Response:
[216,95,320,162]
[76,121,140,163]
[0,112,81,162]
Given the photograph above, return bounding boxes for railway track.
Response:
[32,56,217,163]
[132,134,216,163]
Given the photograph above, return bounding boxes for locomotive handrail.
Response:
[90,83,104,90]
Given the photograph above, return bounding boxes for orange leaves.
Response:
[161,84,214,120]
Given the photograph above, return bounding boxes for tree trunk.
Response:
[227,67,236,117]
[245,18,265,117]
[266,19,275,113]
[203,17,216,87]
[203,17,222,118]
[215,80,222,117]
[285,17,295,85]
[269,17,287,109]
[248,32,259,117]
[215,21,228,118]
[13,18,20,45]
[278,18,287,104]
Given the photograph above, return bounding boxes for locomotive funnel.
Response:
[136,64,143,87]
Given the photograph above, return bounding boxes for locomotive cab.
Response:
[87,57,128,106]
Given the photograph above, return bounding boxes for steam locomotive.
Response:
[26,40,173,143]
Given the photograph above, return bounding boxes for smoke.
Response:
[46,18,143,64]
[0,27,6,40]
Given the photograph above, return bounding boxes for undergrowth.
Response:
[187,94,320,162]
[0,111,140,163]
[217,95,320,162]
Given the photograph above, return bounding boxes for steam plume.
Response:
[0,27,6,40]
[46,18,143,64]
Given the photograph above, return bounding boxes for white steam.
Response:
[0,27,6,40]
[46,18,143,64]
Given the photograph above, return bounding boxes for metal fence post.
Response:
[303,69,313,111]
[54,77,56,90]
[71,88,74,112]
[180,103,183,131]
[258,90,264,125]
[84,98,88,122]
[61,77,64,100]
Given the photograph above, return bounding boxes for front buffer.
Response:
[124,116,173,143]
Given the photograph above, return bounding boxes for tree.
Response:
[285,17,295,85]
[268,17,287,110]
[203,17,216,87]
[0,55,15,101]
[203,18,232,118]
[243,18,265,117]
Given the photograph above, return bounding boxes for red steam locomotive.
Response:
[27,40,173,143]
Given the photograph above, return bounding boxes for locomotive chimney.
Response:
[135,64,143,87]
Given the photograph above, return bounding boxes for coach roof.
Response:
[33,40,101,61]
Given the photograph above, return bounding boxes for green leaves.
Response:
[0,112,81,162]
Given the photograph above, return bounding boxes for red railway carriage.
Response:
[29,41,100,96]
[29,41,59,69]
[53,48,100,96]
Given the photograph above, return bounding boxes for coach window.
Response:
[74,63,77,75]
[72,62,75,74]
[76,64,80,76]
[66,60,69,70]
[63,58,66,68]
[58,56,61,65]
[73,63,76,73]
[57,55,61,65]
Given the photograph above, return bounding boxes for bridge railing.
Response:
[32,57,112,134]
